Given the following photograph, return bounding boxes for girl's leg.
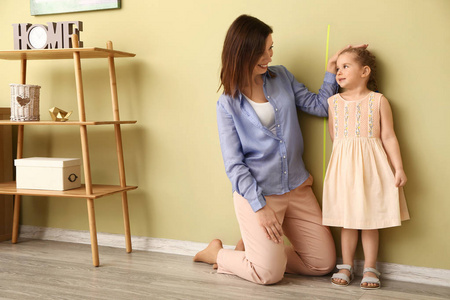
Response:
[333,228,358,284]
[361,229,380,288]
[282,176,336,275]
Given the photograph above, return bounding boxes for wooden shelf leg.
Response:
[107,41,132,253]
[73,34,97,266]
[115,124,132,253]
[72,35,93,196]
[87,198,99,267]
[121,192,131,253]
[12,59,27,244]
[79,125,93,194]
[12,125,24,243]
[11,195,20,243]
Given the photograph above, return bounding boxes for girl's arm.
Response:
[380,95,407,187]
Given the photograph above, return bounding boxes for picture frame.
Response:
[30,0,121,16]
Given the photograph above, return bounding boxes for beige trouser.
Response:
[217,175,336,285]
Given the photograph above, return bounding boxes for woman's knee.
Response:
[252,266,285,285]
[312,257,336,275]
[308,226,336,275]
[307,251,336,276]
[285,242,336,276]
[308,243,336,275]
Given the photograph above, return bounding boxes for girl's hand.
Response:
[395,169,407,187]
[255,205,283,244]
[327,44,369,73]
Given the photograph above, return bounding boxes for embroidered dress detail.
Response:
[322,92,409,229]
[368,93,374,137]
[344,103,349,138]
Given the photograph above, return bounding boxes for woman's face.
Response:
[253,34,273,77]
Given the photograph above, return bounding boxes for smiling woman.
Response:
[30,0,120,15]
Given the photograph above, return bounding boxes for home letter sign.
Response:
[12,21,83,50]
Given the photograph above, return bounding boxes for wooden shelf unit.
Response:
[0,35,137,266]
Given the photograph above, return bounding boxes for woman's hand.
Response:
[395,169,407,187]
[255,205,283,244]
[326,44,369,74]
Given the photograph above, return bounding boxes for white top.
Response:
[244,95,276,134]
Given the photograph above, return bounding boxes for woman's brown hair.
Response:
[340,48,378,91]
[219,15,273,98]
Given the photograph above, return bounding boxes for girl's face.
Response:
[253,34,273,77]
[336,52,368,89]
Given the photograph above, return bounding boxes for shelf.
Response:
[0,120,137,126]
[1,36,137,265]
[0,182,137,199]
[0,47,135,60]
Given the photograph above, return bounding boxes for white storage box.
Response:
[15,157,81,191]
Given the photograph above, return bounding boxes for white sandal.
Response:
[331,264,354,287]
[360,267,381,289]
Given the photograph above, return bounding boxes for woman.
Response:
[194,14,366,285]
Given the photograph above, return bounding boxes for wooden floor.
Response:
[1,239,449,300]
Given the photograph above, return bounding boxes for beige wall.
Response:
[0,0,448,270]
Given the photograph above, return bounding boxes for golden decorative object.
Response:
[49,107,72,122]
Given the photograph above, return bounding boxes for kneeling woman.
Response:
[194,14,364,285]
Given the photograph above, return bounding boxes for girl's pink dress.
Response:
[322,92,409,229]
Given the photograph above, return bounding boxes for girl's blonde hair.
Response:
[340,48,378,91]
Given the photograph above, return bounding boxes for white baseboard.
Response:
[18,225,450,287]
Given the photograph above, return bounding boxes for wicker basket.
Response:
[10,84,41,121]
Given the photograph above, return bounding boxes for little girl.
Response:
[322,48,410,289]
